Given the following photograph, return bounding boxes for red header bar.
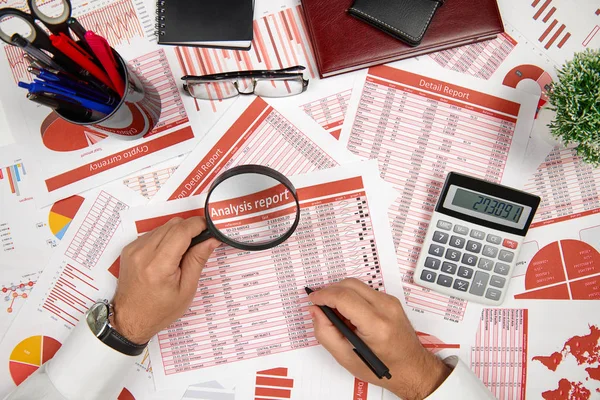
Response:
[369,65,521,117]
[168,98,270,200]
[136,177,366,234]
[45,126,194,192]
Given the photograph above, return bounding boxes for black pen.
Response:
[305,287,392,379]
[67,18,101,65]
[27,93,106,122]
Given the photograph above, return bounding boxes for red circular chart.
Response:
[118,388,135,400]
[502,64,553,113]
[41,112,108,152]
[515,240,600,300]
[9,336,61,385]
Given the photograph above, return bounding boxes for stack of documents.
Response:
[0,0,599,399]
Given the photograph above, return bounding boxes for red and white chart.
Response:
[508,209,600,302]
[0,182,150,397]
[0,0,201,206]
[124,162,403,391]
[525,145,600,228]
[464,302,600,399]
[0,146,59,266]
[340,59,538,342]
[153,97,357,202]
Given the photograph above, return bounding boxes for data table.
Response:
[137,178,386,374]
[347,65,520,323]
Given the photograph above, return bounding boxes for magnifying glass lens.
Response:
[206,173,298,247]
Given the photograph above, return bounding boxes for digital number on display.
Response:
[451,188,524,223]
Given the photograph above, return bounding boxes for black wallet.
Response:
[348,0,444,47]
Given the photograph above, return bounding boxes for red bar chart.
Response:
[42,263,99,326]
[0,162,26,197]
[255,368,294,400]
[531,0,571,50]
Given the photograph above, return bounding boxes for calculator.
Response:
[414,172,541,305]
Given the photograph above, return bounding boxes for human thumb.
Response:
[180,238,221,290]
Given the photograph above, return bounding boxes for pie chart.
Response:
[515,240,600,300]
[502,64,553,115]
[49,195,85,240]
[9,335,61,385]
[118,388,135,400]
[41,112,107,152]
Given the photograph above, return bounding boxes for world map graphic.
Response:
[532,325,600,399]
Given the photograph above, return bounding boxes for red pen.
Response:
[50,33,117,92]
[85,32,126,97]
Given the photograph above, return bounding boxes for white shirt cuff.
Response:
[45,319,140,400]
[425,356,496,400]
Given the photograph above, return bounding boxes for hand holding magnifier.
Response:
[188,165,301,252]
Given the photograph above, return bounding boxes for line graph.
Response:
[175,4,317,113]
[2,279,35,313]
[76,0,144,47]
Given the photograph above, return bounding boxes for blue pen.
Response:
[19,81,115,115]
[32,79,116,111]
[36,71,117,105]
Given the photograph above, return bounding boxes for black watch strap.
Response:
[100,328,147,356]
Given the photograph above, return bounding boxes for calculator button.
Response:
[437,220,452,231]
[470,229,485,240]
[482,245,499,258]
[437,274,453,287]
[461,253,478,266]
[503,239,518,249]
[466,240,482,253]
[485,288,502,301]
[453,279,469,292]
[429,244,445,257]
[445,248,461,262]
[498,250,514,263]
[469,271,490,297]
[449,236,465,249]
[424,257,441,270]
[458,266,474,279]
[432,231,449,244]
[478,258,494,271]
[490,275,506,288]
[486,234,502,245]
[494,263,510,276]
[454,225,469,235]
[420,270,437,283]
[441,262,457,274]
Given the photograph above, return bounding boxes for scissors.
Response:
[0,0,72,55]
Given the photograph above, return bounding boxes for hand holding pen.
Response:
[306,279,451,400]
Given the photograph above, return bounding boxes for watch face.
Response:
[86,302,109,337]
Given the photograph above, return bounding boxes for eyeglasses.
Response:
[181,66,309,100]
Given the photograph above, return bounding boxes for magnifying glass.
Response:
[188,165,301,251]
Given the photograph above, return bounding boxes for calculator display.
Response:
[452,189,524,222]
[442,185,532,230]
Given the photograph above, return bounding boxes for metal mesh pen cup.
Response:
[54,49,161,140]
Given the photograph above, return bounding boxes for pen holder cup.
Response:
[54,49,161,140]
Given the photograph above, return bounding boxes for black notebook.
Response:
[156,0,254,49]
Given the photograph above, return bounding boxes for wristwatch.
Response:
[85,299,147,356]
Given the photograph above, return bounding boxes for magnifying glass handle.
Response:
[188,229,213,250]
